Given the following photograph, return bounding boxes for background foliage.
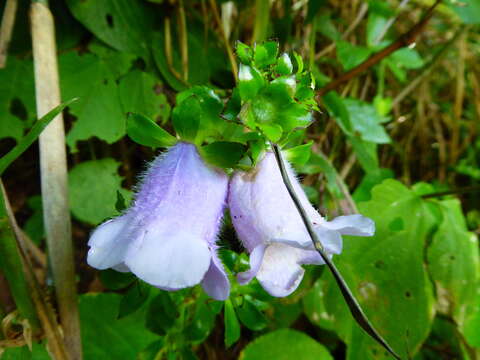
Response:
[1,0,480,359]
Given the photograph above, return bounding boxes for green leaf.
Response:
[118,281,151,319]
[461,290,480,348]
[0,57,36,142]
[284,141,313,166]
[23,196,44,245]
[253,41,279,69]
[274,53,293,75]
[240,329,333,360]
[344,98,391,144]
[185,297,220,343]
[224,299,240,347]
[237,297,267,331]
[99,269,136,291]
[238,64,265,100]
[322,91,352,134]
[79,293,157,360]
[172,96,202,143]
[1,343,50,360]
[223,88,242,122]
[299,151,344,199]
[115,190,127,212]
[59,52,127,152]
[389,48,424,69]
[200,141,246,168]
[259,123,283,142]
[449,0,480,24]
[336,41,372,70]
[119,70,171,125]
[373,95,393,116]
[145,292,177,335]
[66,0,153,57]
[0,99,77,176]
[236,41,253,65]
[353,168,394,202]
[366,12,389,47]
[349,136,379,172]
[321,179,437,359]
[127,113,177,148]
[303,278,335,331]
[177,86,225,138]
[68,158,132,225]
[249,83,312,134]
[427,199,479,322]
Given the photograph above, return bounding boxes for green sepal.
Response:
[126,113,177,148]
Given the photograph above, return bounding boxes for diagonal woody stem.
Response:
[271,142,401,360]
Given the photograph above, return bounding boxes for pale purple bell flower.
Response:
[87,142,230,300]
[228,151,374,297]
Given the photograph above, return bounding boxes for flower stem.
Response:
[271,143,401,360]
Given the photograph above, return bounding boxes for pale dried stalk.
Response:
[30,3,82,360]
[0,0,18,68]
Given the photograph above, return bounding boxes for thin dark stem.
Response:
[271,143,401,360]
[422,185,480,199]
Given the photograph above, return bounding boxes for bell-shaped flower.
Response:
[87,142,230,300]
[228,151,374,297]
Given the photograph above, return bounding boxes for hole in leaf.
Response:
[103,79,109,85]
[106,14,114,28]
[405,291,412,298]
[374,260,385,269]
[9,98,28,121]
[388,217,404,232]
[449,255,455,261]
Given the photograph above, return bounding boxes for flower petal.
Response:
[202,250,230,301]
[256,243,305,297]
[314,226,343,254]
[87,215,132,270]
[323,214,375,237]
[125,228,211,289]
[237,244,266,285]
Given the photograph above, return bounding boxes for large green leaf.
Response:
[317,180,436,359]
[66,0,153,57]
[427,199,479,324]
[68,158,132,225]
[240,329,333,360]
[119,69,171,124]
[79,293,157,359]
[60,52,128,152]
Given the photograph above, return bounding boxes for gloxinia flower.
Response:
[228,151,374,297]
[87,142,230,300]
